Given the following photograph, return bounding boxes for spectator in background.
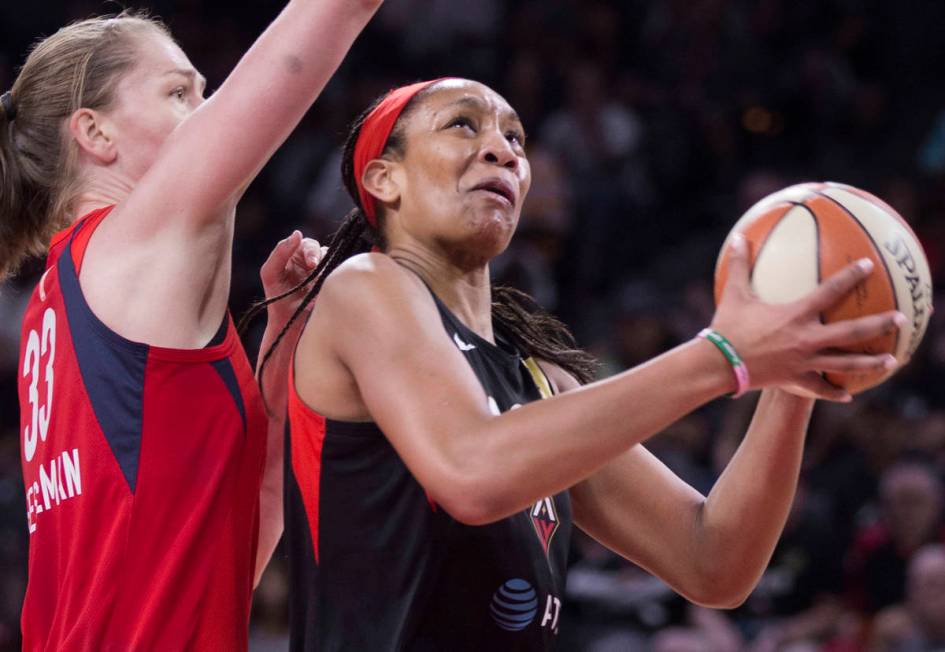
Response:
[869,544,945,652]
[745,479,847,650]
[541,60,649,296]
[650,606,743,652]
[846,462,945,614]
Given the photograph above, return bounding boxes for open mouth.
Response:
[471,179,516,206]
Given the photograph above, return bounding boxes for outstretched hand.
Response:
[259,230,326,321]
[710,233,904,401]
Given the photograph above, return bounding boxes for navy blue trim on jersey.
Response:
[59,226,149,493]
[206,317,228,348]
[210,359,247,433]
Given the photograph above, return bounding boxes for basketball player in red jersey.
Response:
[255,79,908,650]
[0,2,383,649]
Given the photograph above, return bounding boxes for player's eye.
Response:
[506,129,525,146]
[446,115,476,132]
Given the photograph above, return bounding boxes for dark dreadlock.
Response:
[241,82,597,390]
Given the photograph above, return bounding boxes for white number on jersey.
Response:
[22,308,57,462]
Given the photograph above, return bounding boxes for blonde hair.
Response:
[0,11,171,279]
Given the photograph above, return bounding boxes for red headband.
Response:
[353,78,450,226]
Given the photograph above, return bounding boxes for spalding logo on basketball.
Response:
[714,182,933,394]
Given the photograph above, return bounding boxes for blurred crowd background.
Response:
[2,1,945,650]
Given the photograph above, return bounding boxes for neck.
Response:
[70,173,135,223]
[388,242,494,343]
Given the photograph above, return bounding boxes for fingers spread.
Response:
[812,310,906,349]
[810,352,898,374]
[807,258,874,312]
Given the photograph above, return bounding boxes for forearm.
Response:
[211,0,383,166]
[253,309,303,586]
[695,388,815,601]
[445,338,734,522]
[154,0,383,219]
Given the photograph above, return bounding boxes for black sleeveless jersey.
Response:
[285,290,572,651]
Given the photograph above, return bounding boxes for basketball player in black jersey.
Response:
[251,78,904,651]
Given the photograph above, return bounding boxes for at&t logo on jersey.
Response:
[489,579,563,634]
[530,496,560,555]
[489,579,538,631]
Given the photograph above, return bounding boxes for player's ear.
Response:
[362,159,401,206]
[69,108,118,164]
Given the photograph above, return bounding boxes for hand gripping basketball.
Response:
[709,233,904,401]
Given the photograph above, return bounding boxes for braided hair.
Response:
[242,84,597,389]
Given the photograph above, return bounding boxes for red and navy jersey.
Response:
[286,288,571,651]
[17,207,268,651]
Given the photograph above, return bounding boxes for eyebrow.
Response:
[165,68,207,92]
[444,96,523,127]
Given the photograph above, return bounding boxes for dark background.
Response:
[2,1,945,650]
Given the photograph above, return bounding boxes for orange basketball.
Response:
[714,182,934,394]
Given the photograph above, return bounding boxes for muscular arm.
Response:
[126,0,383,232]
[555,350,815,608]
[81,1,382,347]
[304,250,891,601]
[311,255,735,526]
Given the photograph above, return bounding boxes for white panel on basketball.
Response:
[729,186,817,235]
[819,187,933,362]
[751,206,820,304]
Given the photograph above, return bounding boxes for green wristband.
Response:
[698,328,750,398]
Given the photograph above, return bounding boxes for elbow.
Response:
[440,500,500,527]
[422,440,513,525]
[428,472,508,527]
[681,567,756,610]
[435,489,506,527]
[692,588,751,611]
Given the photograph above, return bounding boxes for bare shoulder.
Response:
[318,252,427,309]
[535,359,582,394]
[295,253,438,419]
[314,253,443,353]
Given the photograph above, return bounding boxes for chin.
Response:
[471,209,516,252]
[440,210,515,268]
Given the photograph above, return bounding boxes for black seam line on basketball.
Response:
[789,202,827,333]
[790,201,824,311]
[794,192,832,387]
[813,190,902,357]
[748,201,796,287]
[756,200,819,296]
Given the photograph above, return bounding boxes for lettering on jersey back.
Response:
[21,305,84,534]
[26,448,82,534]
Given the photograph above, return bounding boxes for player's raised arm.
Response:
[124,0,383,233]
